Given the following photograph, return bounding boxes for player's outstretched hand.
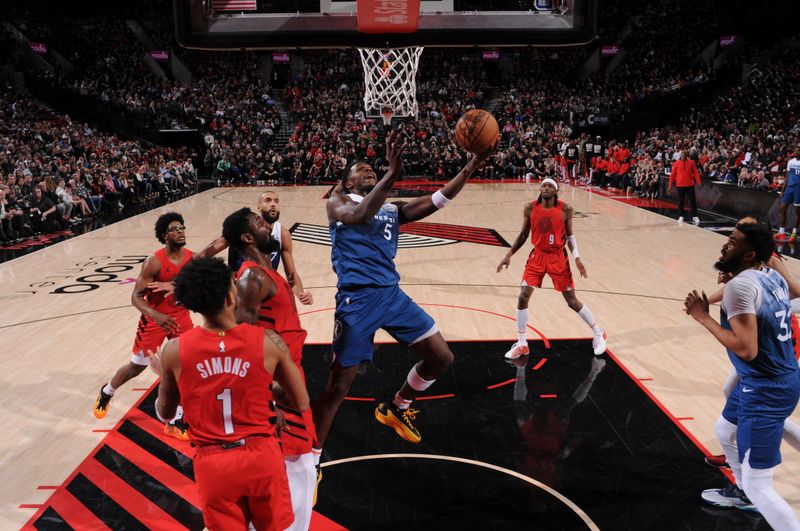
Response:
[147,346,162,376]
[497,253,511,273]
[575,257,588,278]
[297,291,313,305]
[386,131,408,173]
[684,290,709,321]
[147,281,175,296]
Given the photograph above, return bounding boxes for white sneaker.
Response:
[504,343,530,359]
[678,216,684,224]
[693,217,700,226]
[592,332,608,356]
[701,484,758,512]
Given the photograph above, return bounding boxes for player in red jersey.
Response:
[151,256,308,531]
[221,207,318,531]
[94,212,195,440]
[497,178,607,359]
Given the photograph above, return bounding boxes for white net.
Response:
[358,46,424,125]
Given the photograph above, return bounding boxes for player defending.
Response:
[312,132,492,449]
[94,212,194,440]
[497,178,607,359]
[684,222,800,530]
[151,257,308,531]
[199,190,312,305]
[775,150,800,242]
[222,207,318,531]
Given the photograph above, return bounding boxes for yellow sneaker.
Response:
[312,467,322,507]
[163,420,190,442]
[375,401,421,443]
[93,386,112,420]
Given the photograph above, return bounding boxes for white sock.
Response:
[577,305,603,335]
[173,404,184,422]
[793,228,798,236]
[102,383,116,396]
[741,453,800,531]
[312,447,322,467]
[516,309,528,344]
[392,394,412,410]
[779,227,786,235]
[715,415,742,484]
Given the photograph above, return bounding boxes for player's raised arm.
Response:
[497,203,533,272]
[196,235,229,258]
[397,149,493,223]
[280,226,313,305]
[327,132,407,225]
[234,267,277,325]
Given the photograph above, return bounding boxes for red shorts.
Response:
[278,403,318,456]
[193,436,294,531]
[522,250,574,292]
[131,311,194,360]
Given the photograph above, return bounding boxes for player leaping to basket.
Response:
[312,131,495,452]
[497,178,608,359]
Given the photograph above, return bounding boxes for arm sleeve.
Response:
[722,273,762,319]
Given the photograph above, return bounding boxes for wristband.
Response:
[431,190,452,209]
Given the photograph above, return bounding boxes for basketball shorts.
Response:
[522,250,574,292]
[193,436,294,531]
[781,180,800,205]
[332,284,437,368]
[131,311,194,364]
[722,371,800,469]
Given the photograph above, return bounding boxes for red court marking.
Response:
[80,458,184,530]
[675,417,695,421]
[126,409,196,459]
[416,393,455,401]
[18,504,42,509]
[36,486,59,490]
[486,379,516,390]
[22,381,161,528]
[532,358,548,371]
[104,432,201,507]
[343,396,374,402]
[603,348,721,466]
[92,429,112,433]
[131,388,150,391]
[20,488,108,531]
[637,377,654,381]
[539,394,558,399]
[298,307,336,317]
[419,303,550,348]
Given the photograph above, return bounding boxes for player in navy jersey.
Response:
[685,222,800,529]
[776,151,800,242]
[312,132,494,451]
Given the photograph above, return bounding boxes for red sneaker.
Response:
[704,454,730,468]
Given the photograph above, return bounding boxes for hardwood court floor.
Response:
[2,183,799,528]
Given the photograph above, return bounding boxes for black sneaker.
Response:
[375,401,421,443]
[93,386,112,419]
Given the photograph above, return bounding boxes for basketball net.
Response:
[358,46,423,126]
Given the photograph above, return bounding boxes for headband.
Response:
[541,178,559,191]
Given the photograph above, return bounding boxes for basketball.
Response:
[455,109,500,154]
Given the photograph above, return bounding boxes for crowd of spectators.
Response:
[0,84,198,245]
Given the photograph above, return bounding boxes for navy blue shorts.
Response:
[331,285,436,368]
[781,181,800,205]
[722,371,800,469]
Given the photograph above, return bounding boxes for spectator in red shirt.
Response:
[668,150,702,225]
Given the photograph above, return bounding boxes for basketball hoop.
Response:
[358,46,423,125]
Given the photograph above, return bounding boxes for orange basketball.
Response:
[454,109,499,154]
